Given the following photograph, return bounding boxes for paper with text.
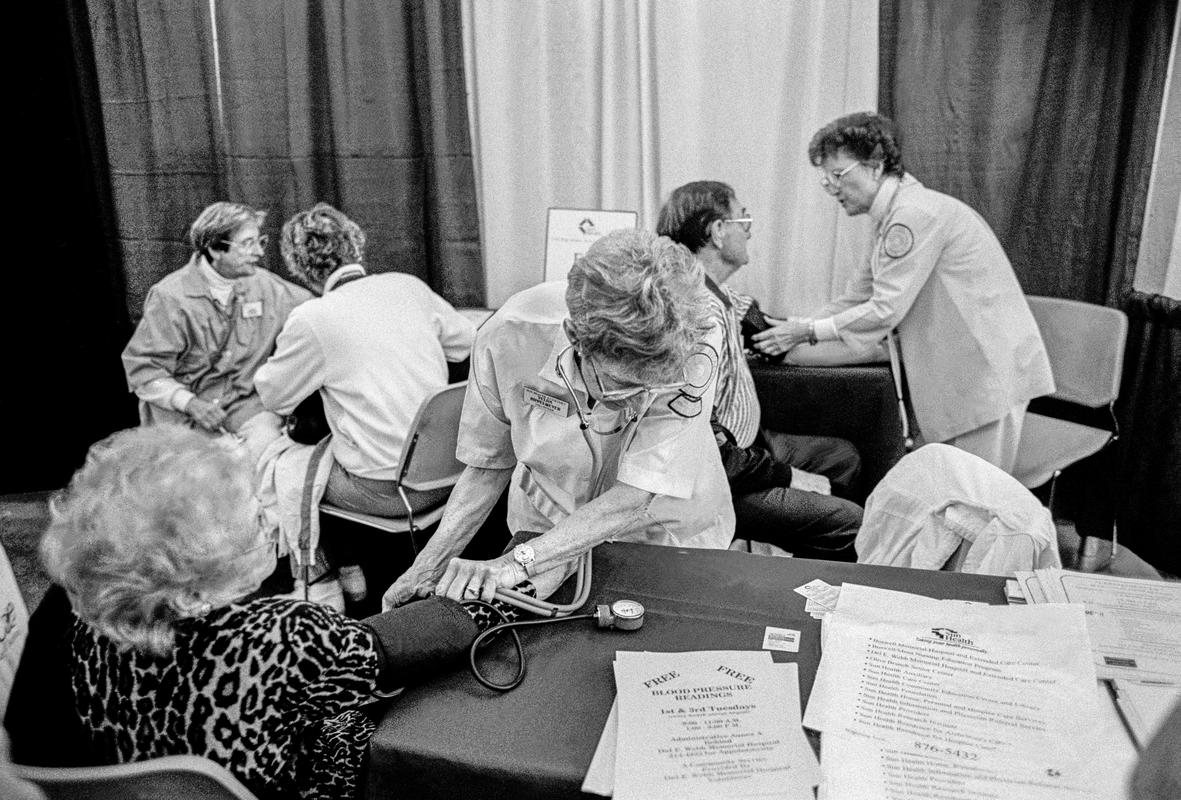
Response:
[611,650,814,800]
[805,584,1119,799]
[1034,568,1181,683]
[582,660,818,796]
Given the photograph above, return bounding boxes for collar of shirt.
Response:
[323,263,367,293]
[869,173,924,231]
[196,253,236,307]
[703,273,733,309]
[869,174,902,229]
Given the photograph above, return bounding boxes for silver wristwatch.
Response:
[512,543,536,577]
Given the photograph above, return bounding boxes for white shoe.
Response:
[274,577,346,612]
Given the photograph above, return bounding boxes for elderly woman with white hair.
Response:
[255,203,476,603]
[384,228,734,609]
[31,425,492,799]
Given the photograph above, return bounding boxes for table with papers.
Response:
[363,542,1006,800]
[805,583,1130,799]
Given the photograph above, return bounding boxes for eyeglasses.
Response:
[554,344,717,433]
[720,216,753,233]
[230,234,269,252]
[819,162,862,193]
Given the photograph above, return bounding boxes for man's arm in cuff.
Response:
[361,596,478,690]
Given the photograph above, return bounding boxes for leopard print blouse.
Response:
[68,597,381,800]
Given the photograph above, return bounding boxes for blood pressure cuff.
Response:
[361,596,478,689]
[739,298,787,364]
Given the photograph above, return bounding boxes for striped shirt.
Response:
[704,275,762,448]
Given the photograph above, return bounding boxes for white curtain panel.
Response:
[461,0,878,313]
[1136,6,1181,301]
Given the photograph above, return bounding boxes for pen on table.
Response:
[1106,679,1142,750]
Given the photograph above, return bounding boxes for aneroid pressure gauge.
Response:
[596,599,646,631]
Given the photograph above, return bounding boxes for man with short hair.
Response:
[122,201,311,460]
[658,180,861,562]
[385,229,735,608]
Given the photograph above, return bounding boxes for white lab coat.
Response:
[819,175,1055,443]
[855,444,1061,575]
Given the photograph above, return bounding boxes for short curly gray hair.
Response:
[41,425,275,656]
[565,229,712,385]
[188,201,267,255]
[280,203,367,290]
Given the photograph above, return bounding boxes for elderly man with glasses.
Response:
[752,112,1053,473]
[657,180,862,562]
[122,201,311,461]
[384,228,734,609]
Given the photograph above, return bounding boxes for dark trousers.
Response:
[734,431,862,562]
[733,486,861,561]
[760,430,862,500]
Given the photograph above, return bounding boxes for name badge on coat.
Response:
[241,301,263,319]
[523,386,571,417]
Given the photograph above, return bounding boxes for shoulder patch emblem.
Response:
[883,223,914,259]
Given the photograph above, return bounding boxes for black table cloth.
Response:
[364,542,1005,800]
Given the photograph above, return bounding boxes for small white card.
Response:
[794,579,840,610]
[241,300,263,318]
[762,626,800,653]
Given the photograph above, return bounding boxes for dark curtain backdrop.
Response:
[3,0,482,494]
[5,1,138,493]
[87,0,483,319]
[880,0,1180,574]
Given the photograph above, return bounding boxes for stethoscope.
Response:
[465,597,646,691]
[466,348,658,689]
[488,346,655,618]
[467,344,716,689]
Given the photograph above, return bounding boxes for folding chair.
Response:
[15,755,259,800]
[1011,297,1128,498]
[1011,297,1128,563]
[316,382,468,553]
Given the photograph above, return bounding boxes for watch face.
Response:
[611,599,644,619]
[513,544,535,564]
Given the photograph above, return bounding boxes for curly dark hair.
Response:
[808,111,905,177]
[280,203,366,289]
[656,181,736,254]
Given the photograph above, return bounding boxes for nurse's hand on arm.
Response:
[752,317,814,357]
[382,464,513,610]
[432,482,654,604]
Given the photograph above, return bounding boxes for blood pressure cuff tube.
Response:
[361,596,479,689]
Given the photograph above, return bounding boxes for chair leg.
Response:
[1046,470,1062,518]
[398,484,420,555]
[303,561,310,602]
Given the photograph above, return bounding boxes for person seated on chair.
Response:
[750,112,1054,472]
[254,203,476,603]
[657,181,861,561]
[384,229,735,609]
[32,425,495,800]
[121,201,312,464]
